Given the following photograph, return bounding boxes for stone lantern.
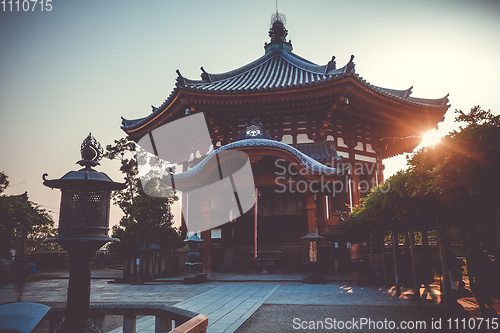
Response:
[300,229,325,284]
[183,234,206,284]
[43,133,126,333]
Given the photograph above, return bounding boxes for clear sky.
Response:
[1,0,500,229]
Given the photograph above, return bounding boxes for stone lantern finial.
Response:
[77,133,103,168]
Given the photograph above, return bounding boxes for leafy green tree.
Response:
[0,171,9,194]
[345,169,437,236]
[104,138,182,256]
[347,106,500,235]
[0,172,57,258]
[341,106,499,307]
[437,107,500,197]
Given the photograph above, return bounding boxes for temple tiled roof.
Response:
[122,51,447,131]
[179,50,354,92]
[121,15,449,132]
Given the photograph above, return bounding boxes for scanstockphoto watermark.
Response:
[292,317,499,330]
[292,317,427,330]
[274,158,382,177]
[274,159,390,195]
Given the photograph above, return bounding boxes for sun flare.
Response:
[419,129,442,147]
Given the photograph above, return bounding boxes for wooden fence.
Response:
[27,251,123,271]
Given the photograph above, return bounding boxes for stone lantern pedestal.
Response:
[183,234,207,284]
[301,229,326,284]
[43,134,126,333]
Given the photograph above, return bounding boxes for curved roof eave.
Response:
[121,86,180,132]
[353,74,449,109]
[173,138,340,182]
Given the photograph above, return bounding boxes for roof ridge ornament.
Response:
[406,86,413,98]
[326,56,336,72]
[176,69,186,87]
[200,67,211,82]
[236,120,273,140]
[344,55,355,74]
[269,12,288,42]
[264,12,293,53]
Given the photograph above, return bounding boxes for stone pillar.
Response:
[56,242,104,333]
[306,195,317,233]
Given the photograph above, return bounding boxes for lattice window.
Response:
[69,191,81,202]
[88,192,104,203]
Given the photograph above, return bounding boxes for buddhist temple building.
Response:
[121,13,449,274]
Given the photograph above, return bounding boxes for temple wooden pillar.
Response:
[376,151,384,185]
[180,192,187,236]
[370,138,384,186]
[317,194,327,225]
[201,230,211,275]
[306,194,317,233]
[345,139,360,207]
[200,199,211,275]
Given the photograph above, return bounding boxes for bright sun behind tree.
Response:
[419,129,442,147]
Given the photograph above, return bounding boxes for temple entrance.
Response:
[228,191,307,246]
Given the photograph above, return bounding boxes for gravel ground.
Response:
[235,304,492,332]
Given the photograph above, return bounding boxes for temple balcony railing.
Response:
[42,303,208,333]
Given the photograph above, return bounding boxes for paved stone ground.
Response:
[0,273,222,333]
[106,284,280,333]
[106,283,443,333]
[1,271,498,332]
[0,279,222,306]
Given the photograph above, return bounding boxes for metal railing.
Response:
[43,303,208,333]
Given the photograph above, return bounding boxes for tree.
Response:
[344,170,437,236]
[0,171,9,194]
[344,106,500,307]
[346,106,500,237]
[104,138,182,256]
[0,172,58,258]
